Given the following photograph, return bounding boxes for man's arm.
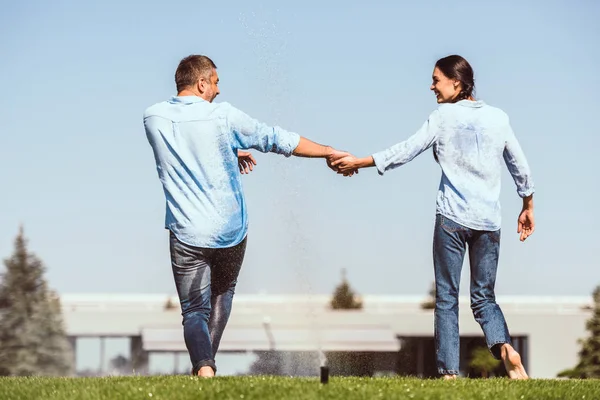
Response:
[227,104,300,156]
[292,137,332,157]
[226,103,354,173]
[292,137,357,175]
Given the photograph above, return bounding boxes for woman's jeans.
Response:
[433,214,511,375]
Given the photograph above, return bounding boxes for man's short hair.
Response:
[175,55,217,92]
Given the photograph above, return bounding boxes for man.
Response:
[143,55,350,377]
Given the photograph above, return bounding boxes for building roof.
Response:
[60,293,592,350]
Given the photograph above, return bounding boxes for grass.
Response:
[1,376,599,400]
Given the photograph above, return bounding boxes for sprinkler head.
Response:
[320,366,329,384]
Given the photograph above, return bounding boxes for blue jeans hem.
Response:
[192,359,217,375]
[438,369,459,375]
[489,340,511,360]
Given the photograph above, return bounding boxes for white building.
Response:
[60,293,593,378]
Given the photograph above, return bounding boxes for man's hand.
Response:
[517,195,535,242]
[517,208,535,241]
[238,150,256,174]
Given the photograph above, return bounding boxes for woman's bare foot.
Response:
[443,374,457,380]
[500,344,529,379]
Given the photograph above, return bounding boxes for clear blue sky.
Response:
[1,0,599,301]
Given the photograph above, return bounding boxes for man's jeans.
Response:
[433,215,512,375]
[169,231,247,374]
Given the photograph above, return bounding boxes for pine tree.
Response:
[330,269,363,310]
[0,227,73,376]
[558,285,600,378]
[34,290,74,375]
[469,346,500,378]
[420,281,436,310]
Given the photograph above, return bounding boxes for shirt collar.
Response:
[456,99,485,108]
[169,95,207,104]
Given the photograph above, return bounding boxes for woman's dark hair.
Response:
[432,55,475,163]
[435,55,475,102]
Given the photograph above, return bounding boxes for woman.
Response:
[332,55,534,379]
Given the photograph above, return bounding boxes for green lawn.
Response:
[1,376,599,400]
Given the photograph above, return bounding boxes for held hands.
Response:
[327,149,374,177]
[326,149,360,177]
[331,154,361,175]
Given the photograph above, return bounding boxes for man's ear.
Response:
[197,78,206,94]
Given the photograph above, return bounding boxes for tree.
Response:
[558,285,600,378]
[0,227,73,376]
[330,269,362,310]
[164,296,178,311]
[35,290,74,375]
[420,282,436,310]
[469,346,500,378]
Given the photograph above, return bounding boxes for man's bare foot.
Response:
[197,366,215,378]
[500,344,529,379]
[443,374,457,380]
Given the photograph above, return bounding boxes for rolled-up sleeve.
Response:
[503,122,535,198]
[224,103,300,156]
[371,109,441,175]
